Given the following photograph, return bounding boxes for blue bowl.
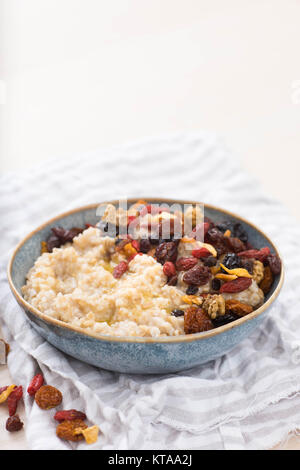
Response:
[7,199,284,374]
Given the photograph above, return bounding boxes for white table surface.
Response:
[1,0,300,449]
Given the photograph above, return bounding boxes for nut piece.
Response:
[225,299,253,317]
[35,385,62,410]
[56,419,88,442]
[202,294,226,320]
[252,260,264,284]
[259,265,274,294]
[184,306,213,334]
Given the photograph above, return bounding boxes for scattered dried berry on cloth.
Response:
[183,264,212,286]
[35,385,62,410]
[184,306,213,334]
[27,373,44,396]
[259,266,274,294]
[225,299,253,317]
[0,385,16,404]
[7,386,23,416]
[56,419,88,442]
[220,277,252,293]
[54,409,87,422]
[6,414,24,432]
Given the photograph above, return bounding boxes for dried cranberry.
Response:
[155,241,178,264]
[267,254,281,275]
[212,314,239,327]
[139,239,152,253]
[183,264,211,286]
[171,309,185,317]
[186,285,199,295]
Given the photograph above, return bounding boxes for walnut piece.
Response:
[252,260,264,284]
[202,294,226,320]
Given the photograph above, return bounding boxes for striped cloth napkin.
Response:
[1,132,300,450]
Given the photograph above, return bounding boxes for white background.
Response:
[0,0,300,450]
[1,0,300,220]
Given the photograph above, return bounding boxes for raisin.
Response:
[192,248,211,258]
[225,299,253,317]
[225,237,246,253]
[259,266,274,294]
[139,239,152,253]
[216,221,233,233]
[163,261,176,277]
[212,314,239,327]
[56,419,88,442]
[233,222,248,243]
[167,274,178,286]
[186,285,199,295]
[184,306,213,334]
[240,258,254,274]
[155,241,178,264]
[6,414,24,432]
[35,385,63,410]
[176,257,198,271]
[222,253,241,270]
[7,386,23,416]
[171,309,185,317]
[183,264,211,286]
[203,256,217,267]
[211,278,221,291]
[46,235,61,252]
[266,254,281,275]
[205,228,228,255]
[220,277,252,293]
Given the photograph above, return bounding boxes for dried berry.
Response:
[27,373,44,396]
[266,254,281,275]
[212,314,239,327]
[216,221,233,233]
[54,409,87,422]
[205,228,228,255]
[186,285,199,295]
[7,386,23,416]
[225,299,253,317]
[259,266,274,294]
[184,306,213,334]
[46,226,84,252]
[220,277,252,293]
[225,237,246,253]
[56,419,88,442]
[155,241,178,264]
[35,385,62,410]
[238,247,271,262]
[171,309,185,317]
[240,258,254,274]
[176,257,198,271]
[139,239,152,253]
[222,253,241,271]
[211,278,221,291]
[167,274,178,286]
[6,414,24,432]
[163,261,176,277]
[202,256,217,267]
[183,264,211,286]
[113,261,129,279]
[192,247,211,258]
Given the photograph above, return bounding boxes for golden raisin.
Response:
[56,419,88,442]
[225,299,253,317]
[184,306,213,334]
[259,266,274,294]
[35,385,62,410]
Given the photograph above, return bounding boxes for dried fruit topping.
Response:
[192,247,211,258]
[79,425,100,445]
[202,294,226,319]
[54,409,87,422]
[167,274,178,286]
[220,277,252,293]
[266,254,281,275]
[186,285,199,295]
[0,384,16,404]
[47,226,84,252]
[183,264,212,286]
[204,228,228,255]
[252,260,265,284]
[215,273,238,282]
[225,237,246,253]
[139,238,152,253]
[56,419,88,442]
[184,306,213,334]
[7,386,23,416]
[27,373,44,396]
[35,385,63,410]
[155,241,178,264]
[202,256,217,267]
[259,266,274,294]
[181,295,203,306]
[238,247,271,262]
[211,278,221,291]
[176,257,198,271]
[113,261,129,279]
[225,299,253,317]
[212,313,239,327]
[219,263,252,279]
[163,261,176,278]
[6,414,24,432]
[217,221,248,243]
[240,258,254,274]
[171,309,185,317]
[222,253,241,270]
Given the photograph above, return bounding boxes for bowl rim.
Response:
[7,198,284,344]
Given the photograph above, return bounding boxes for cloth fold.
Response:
[1,131,300,450]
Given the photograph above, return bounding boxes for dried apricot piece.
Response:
[35,385,62,410]
[56,419,88,442]
[184,306,213,334]
[225,299,253,317]
[259,266,274,294]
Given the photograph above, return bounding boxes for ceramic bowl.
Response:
[7,199,284,374]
